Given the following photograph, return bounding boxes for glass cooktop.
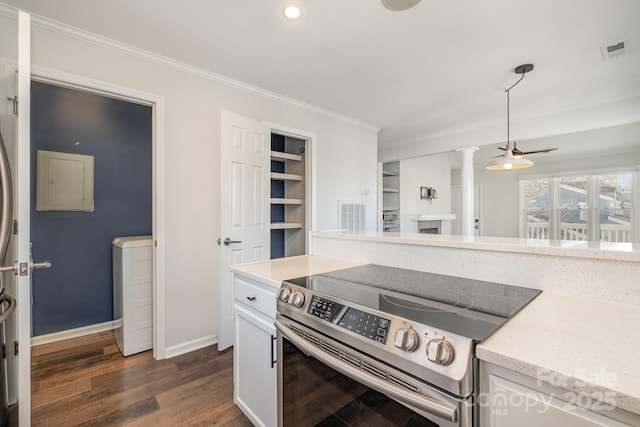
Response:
[283,264,541,342]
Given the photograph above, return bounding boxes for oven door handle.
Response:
[276,320,458,423]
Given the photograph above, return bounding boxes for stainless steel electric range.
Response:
[275,264,541,427]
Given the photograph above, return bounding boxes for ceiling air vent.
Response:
[601,39,630,61]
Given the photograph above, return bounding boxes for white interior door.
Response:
[218,110,270,350]
[17,10,32,426]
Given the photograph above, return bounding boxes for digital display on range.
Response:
[307,295,390,344]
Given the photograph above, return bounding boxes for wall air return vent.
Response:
[601,39,630,61]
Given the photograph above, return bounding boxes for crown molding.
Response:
[0,3,380,132]
[0,2,16,18]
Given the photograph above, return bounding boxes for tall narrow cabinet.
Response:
[382,161,400,232]
[270,134,307,259]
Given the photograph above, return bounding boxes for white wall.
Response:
[0,8,378,351]
[399,153,453,233]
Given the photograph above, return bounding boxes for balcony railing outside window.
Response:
[526,221,631,242]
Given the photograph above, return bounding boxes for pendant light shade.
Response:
[485,64,535,171]
[485,144,533,170]
[382,0,422,11]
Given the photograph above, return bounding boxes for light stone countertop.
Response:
[229,254,364,289]
[311,230,640,263]
[477,292,640,416]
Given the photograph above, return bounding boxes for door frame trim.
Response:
[9,61,168,359]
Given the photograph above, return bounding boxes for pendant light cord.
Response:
[505,72,526,147]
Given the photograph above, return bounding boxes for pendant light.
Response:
[485,64,535,171]
[382,0,422,11]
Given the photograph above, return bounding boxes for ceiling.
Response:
[6,0,640,155]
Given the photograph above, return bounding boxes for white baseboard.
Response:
[164,334,218,359]
[31,320,119,347]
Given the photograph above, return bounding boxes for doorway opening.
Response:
[30,80,152,342]
[269,132,309,259]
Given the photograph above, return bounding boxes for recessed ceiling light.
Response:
[283,5,303,21]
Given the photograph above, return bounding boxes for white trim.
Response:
[30,320,118,347]
[152,96,167,360]
[0,3,17,18]
[17,13,31,424]
[0,4,379,133]
[164,334,218,359]
[30,65,157,107]
[518,165,640,181]
[5,60,168,360]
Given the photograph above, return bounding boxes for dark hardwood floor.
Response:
[27,331,253,426]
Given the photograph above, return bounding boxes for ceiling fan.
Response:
[494,141,558,158]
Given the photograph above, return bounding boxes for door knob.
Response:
[0,264,16,274]
[31,260,52,270]
[0,260,52,276]
[223,237,241,246]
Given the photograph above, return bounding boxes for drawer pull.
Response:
[246,296,256,302]
[270,334,277,368]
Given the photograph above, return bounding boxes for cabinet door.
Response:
[233,304,277,427]
[488,375,629,427]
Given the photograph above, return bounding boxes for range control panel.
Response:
[308,295,390,344]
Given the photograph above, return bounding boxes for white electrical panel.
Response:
[36,150,94,212]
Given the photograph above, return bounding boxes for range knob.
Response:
[277,287,291,302]
[290,291,305,308]
[393,328,420,352]
[426,338,455,366]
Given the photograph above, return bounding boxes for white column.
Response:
[455,147,479,237]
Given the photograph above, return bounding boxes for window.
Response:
[522,179,550,239]
[521,170,636,242]
[558,176,588,241]
[598,173,632,243]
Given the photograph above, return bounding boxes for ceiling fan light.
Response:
[381,0,422,11]
[485,149,533,170]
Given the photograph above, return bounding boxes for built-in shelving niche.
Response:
[270,133,307,259]
[382,161,400,232]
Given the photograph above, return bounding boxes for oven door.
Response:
[276,317,471,427]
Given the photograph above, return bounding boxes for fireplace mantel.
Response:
[408,214,456,234]
[408,213,456,221]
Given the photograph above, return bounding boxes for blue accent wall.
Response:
[30,81,152,336]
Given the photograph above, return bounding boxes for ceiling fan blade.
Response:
[522,148,558,155]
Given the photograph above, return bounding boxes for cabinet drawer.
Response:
[234,276,277,319]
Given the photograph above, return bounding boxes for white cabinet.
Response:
[480,363,640,427]
[233,274,277,427]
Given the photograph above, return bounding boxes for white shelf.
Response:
[383,187,399,193]
[382,169,399,177]
[271,150,303,162]
[270,222,303,230]
[383,206,399,211]
[271,172,303,181]
[271,198,303,205]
